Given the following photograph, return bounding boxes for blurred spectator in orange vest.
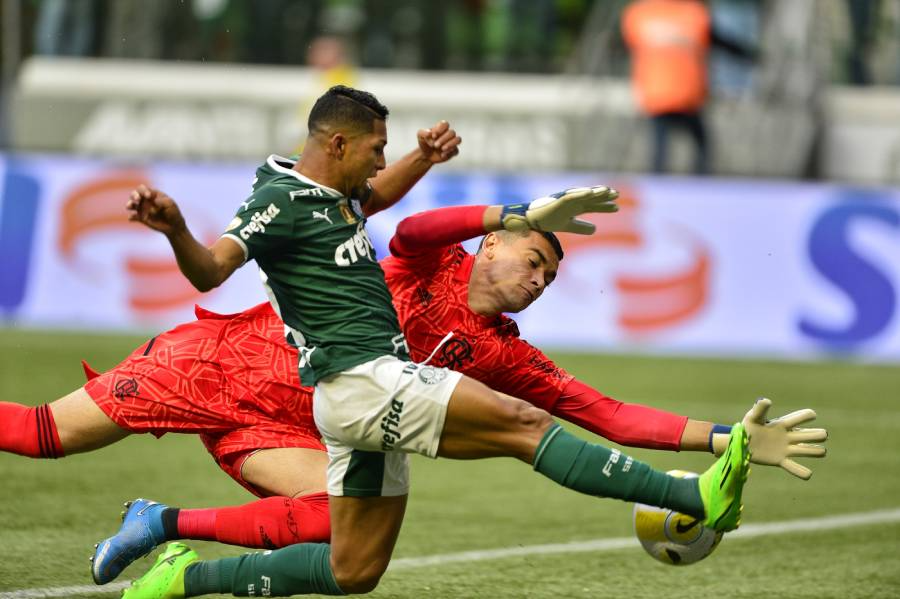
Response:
[623,0,754,175]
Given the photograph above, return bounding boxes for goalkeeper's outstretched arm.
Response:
[710,398,828,480]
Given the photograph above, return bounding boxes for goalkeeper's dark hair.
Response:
[478,230,564,261]
[308,85,389,136]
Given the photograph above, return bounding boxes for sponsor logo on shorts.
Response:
[417,366,448,385]
[113,378,140,401]
[381,398,405,451]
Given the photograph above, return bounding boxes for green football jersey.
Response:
[222,154,409,386]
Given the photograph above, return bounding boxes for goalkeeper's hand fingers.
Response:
[552,186,619,212]
[787,443,827,458]
[772,408,820,430]
[781,443,827,479]
[787,428,828,444]
[780,458,814,481]
[743,396,772,424]
[566,218,596,235]
[502,185,619,235]
[742,397,828,480]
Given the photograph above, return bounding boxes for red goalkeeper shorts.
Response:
[84,350,324,496]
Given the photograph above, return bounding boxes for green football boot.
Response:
[698,422,750,532]
[121,542,198,599]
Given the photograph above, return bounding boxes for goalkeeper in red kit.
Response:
[0,203,827,586]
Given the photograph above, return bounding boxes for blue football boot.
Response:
[91,498,168,584]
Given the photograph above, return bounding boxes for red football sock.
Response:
[0,402,65,458]
[177,493,331,548]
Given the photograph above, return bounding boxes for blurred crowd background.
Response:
[4,0,899,82]
[2,0,900,357]
[2,0,900,182]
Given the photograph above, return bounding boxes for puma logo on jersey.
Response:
[312,208,333,224]
[334,223,375,266]
[239,203,281,240]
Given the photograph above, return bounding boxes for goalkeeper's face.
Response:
[482,231,560,313]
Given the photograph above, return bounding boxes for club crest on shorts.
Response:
[417,366,447,385]
[113,378,140,401]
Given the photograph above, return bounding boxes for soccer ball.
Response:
[632,470,723,566]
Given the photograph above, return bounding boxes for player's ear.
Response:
[482,232,499,258]
[330,133,347,159]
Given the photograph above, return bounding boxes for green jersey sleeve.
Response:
[221,186,296,262]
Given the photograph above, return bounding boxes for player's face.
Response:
[345,119,387,198]
[490,232,560,313]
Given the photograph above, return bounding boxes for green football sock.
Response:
[533,424,704,519]
[184,543,345,597]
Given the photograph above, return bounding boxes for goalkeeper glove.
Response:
[500,186,618,235]
[711,398,828,480]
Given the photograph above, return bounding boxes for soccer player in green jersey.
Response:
[125,85,751,597]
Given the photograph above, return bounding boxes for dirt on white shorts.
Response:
[313,355,462,497]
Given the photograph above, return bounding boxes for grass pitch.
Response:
[1,329,898,598]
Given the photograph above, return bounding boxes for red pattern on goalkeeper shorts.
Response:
[83,303,320,452]
[381,244,573,411]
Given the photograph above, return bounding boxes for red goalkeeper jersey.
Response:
[380,205,688,450]
[382,244,572,412]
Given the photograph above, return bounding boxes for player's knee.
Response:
[332,560,387,594]
[508,399,554,435]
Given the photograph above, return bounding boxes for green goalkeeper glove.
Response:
[712,398,828,480]
[500,186,618,235]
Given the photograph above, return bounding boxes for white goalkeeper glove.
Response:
[500,186,618,235]
[712,398,828,480]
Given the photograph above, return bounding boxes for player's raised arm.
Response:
[127,184,244,292]
[559,377,828,479]
[386,183,620,257]
[363,120,462,216]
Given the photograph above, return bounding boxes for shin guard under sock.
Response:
[0,402,64,458]
[533,424,703,519]
[177,494,331,548]
[184,543,344,596]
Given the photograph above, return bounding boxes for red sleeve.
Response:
[482,335,573,411]
[389,205,488,258]
[551,379,688,451]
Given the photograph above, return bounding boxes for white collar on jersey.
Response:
[266,154,343,197]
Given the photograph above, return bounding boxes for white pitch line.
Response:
[0,581,130,599]
[2,508,899,598]
[388,507,900,570]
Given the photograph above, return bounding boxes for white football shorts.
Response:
[313,355,462,497]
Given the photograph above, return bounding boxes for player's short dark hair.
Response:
[539,231,564,261]
[478,230,564,262]
[307,85,389,136]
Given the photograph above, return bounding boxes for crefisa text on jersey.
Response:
[239,203,281,240]
[334,222,375,266]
